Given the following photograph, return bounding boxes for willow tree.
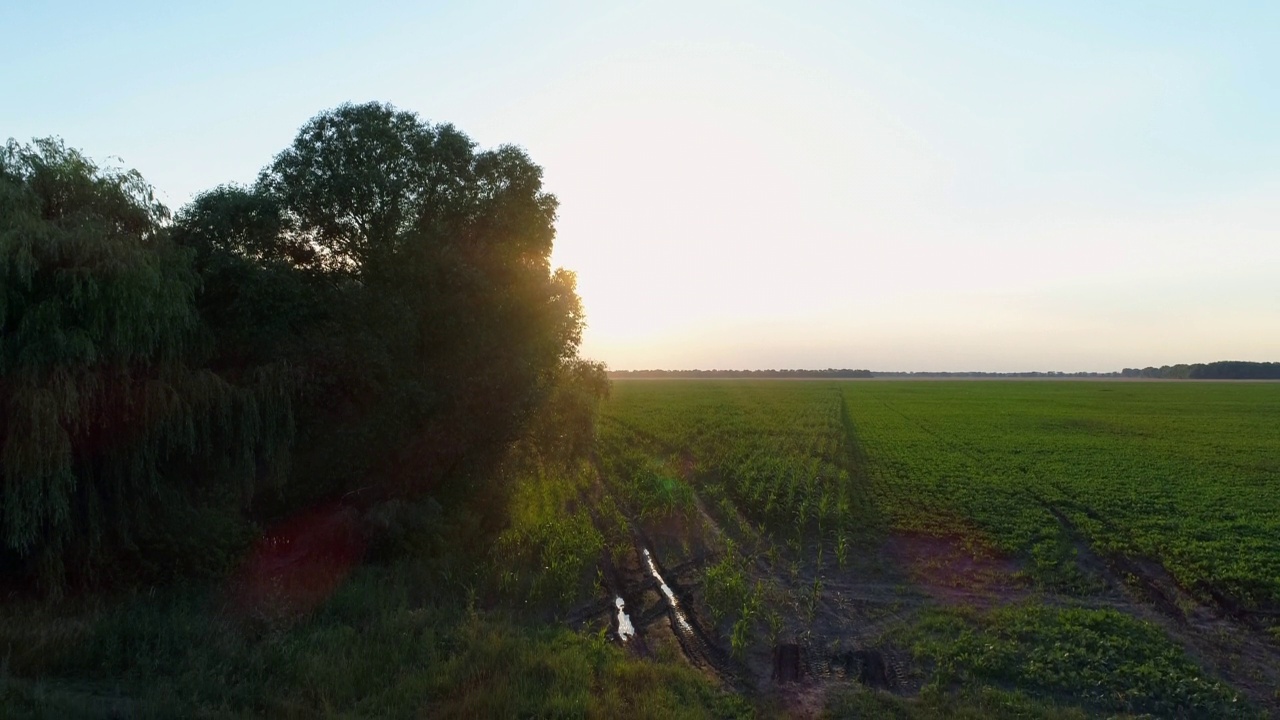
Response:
[0,139,292,590]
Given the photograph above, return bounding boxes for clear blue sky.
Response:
[5,1,1278,371]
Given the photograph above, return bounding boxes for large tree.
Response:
[1,104,603,592]
[177,102,593,505]
[0,140,291,590]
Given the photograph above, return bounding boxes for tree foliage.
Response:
[221,102,591,503]
[2,102,606,592]
[0,140,292,590]
[1120,361,1280,379]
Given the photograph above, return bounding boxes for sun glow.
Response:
[12,0,1277,371]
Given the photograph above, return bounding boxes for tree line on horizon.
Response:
[0,103,606,594]
[1119,361,1280,379]
[610,368,875,378]
[610,361,1280,380]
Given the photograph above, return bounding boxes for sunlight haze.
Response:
[5,0,1277,371]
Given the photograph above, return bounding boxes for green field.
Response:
[588,380,1280,717]
[7,379,1279,718]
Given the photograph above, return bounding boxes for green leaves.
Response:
[911,603,1251,718]
[0,139,292,591]
[257,102,480,275]
[839,380,1280,609]
[238,102,587,502]
[3,103,597,595]
[601,381,870,537]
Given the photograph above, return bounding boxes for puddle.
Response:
[615,596,635,640]
[643,548,692,632]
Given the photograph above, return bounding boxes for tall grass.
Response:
[0,557,747,718]
[1,441,747,718]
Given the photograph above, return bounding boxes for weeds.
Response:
[704,542,749,626]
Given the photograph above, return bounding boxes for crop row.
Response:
[600,381,871,541]
[840,381,1280,609]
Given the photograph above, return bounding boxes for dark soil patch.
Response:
[882,531,1027,606]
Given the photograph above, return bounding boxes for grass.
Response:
[0,444,747,719]
[823,685,1090,720]
[493,458,605,607]
[0,560,748,719]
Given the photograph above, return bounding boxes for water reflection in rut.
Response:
[615,597,635,640]
[643,548,693,632]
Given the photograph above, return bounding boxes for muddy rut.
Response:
[570,466,918,705]
[570,406,1280,716]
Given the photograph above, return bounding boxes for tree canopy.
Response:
[1,103,605,592]
[0,139,293,590]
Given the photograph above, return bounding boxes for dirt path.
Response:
[569,469,747,688]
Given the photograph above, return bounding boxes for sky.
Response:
[4,0,1278,371]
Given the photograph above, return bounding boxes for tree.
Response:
[0,139,292,591]
[3,104,604,592]
[177,102,594,505]
[256,102,479,277]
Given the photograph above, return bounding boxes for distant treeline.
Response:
[612,361,1280,380]
[1120,361,1280,379]
[869,371,1118,378]
[609,369,1100,379]
[611,368,875,378]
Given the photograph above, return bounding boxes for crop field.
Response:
[582,380,1280,717]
